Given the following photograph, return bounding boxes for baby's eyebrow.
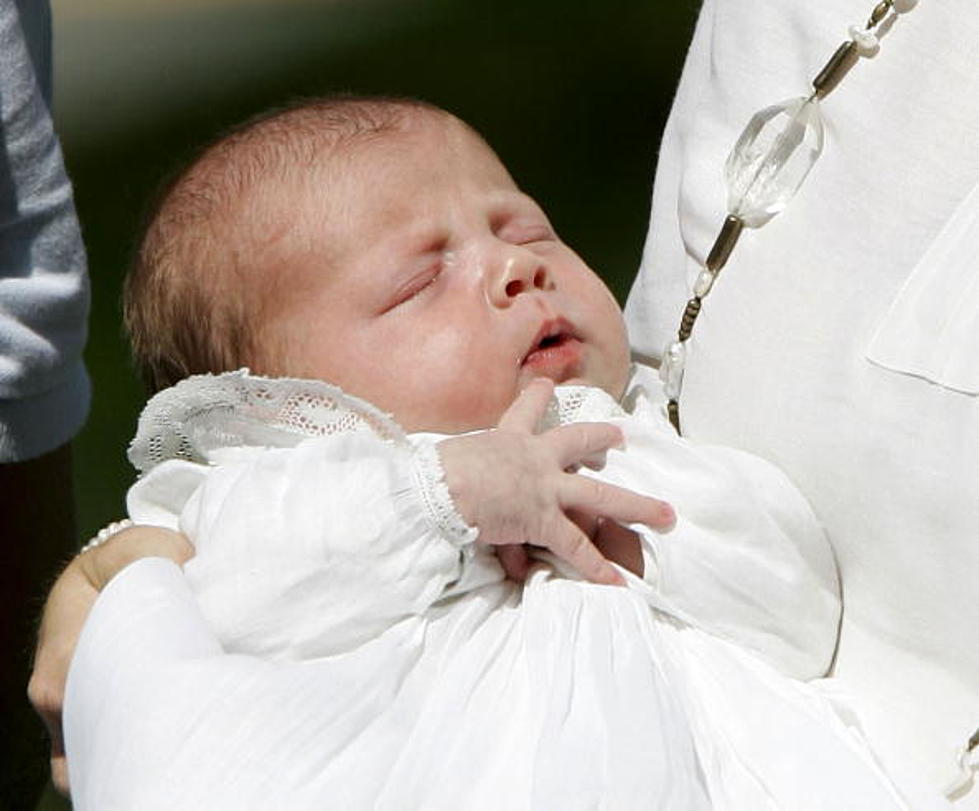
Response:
[390,229,449,257]
[489,191,551,226]
[493,188,541,208]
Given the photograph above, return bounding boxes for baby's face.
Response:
[265,115,630,433]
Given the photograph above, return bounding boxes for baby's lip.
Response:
[522,317,580,364]
[520,318,584,381]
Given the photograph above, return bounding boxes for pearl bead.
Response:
[693,269,716,298]
[849,25,880,55]
[659,340,686,399]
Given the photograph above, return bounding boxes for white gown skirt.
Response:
[65,559,934,810]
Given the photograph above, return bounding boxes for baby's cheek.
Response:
[412,374,514,433]
[411,327,513,428]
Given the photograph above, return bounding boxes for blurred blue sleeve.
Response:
[0,0,91,462]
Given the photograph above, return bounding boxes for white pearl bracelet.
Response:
[78,519,134,555]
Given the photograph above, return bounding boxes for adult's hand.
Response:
[28,525,192,793]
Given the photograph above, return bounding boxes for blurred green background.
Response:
[32,0,698,806]
[55,0,699,544]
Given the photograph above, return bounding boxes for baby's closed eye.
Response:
[382,263,443,312]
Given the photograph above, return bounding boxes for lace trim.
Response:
[546,384,628,428]
[129,370,406,474]
[409,439,478,548]
[128,368,656,477]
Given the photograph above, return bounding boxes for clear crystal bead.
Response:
[659,340,686,399]
[725,96,825,228]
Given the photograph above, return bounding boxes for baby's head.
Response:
[126,96,630,432]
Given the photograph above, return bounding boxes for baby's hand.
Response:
[438,379,673,585]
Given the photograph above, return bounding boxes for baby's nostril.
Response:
[505,279,525,297]
[532,269,546,289]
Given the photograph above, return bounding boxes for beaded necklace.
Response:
[660,0,919,435]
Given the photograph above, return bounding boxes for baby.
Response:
[64,97,938,810]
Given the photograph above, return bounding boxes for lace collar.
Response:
[128,367,655,474]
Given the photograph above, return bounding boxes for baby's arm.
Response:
[135,380,673,660]
[153,429,473,659]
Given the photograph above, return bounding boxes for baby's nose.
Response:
[490,253,549,307]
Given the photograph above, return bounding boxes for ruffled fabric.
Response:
[65,366,943,809]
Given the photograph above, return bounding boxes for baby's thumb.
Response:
[498,378,555,433]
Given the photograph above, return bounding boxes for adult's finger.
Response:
[51,754,69,795]
[28,559,99,795]
[498,378,555,433]
[28,669,68,794]
[80,526,194,590]
[543,422,624,470]
[560,475,675,530]
[544,515,625,586]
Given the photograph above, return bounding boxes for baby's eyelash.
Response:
[410,272,439,297]
[385,267,441,312]
[499,223,554,245]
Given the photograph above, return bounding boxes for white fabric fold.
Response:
[62,366,944,808]
[867,178,979,395]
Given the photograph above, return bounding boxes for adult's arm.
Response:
[29,526,191,793]
[2,1,90,800]
[0,0,89,460]
[62,552,284,811]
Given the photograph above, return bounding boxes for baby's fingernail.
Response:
[660,503,676,526]
[612,427,626,450]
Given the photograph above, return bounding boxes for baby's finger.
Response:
[544,422,625,470]
[496,544,531,582]
[498,378,555,434]
[593,519,644,578]
[561,476,675,530]
[546,516,625,586]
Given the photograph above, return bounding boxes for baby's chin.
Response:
[549,375,626,398]
[518,363,629,403]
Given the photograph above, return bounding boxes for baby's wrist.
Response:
[410,437,478,547]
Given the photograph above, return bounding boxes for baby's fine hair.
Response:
[124,95,446,392]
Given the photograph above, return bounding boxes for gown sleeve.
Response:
[597,405,841,681]
[127,431,476,660]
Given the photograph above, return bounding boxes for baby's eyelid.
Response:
[384,265,441,312]
[497,221,555,245]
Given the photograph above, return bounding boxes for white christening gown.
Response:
[64,366,948,809]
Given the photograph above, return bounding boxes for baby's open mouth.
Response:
[535,333,570,351]
[521,319,583,379]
